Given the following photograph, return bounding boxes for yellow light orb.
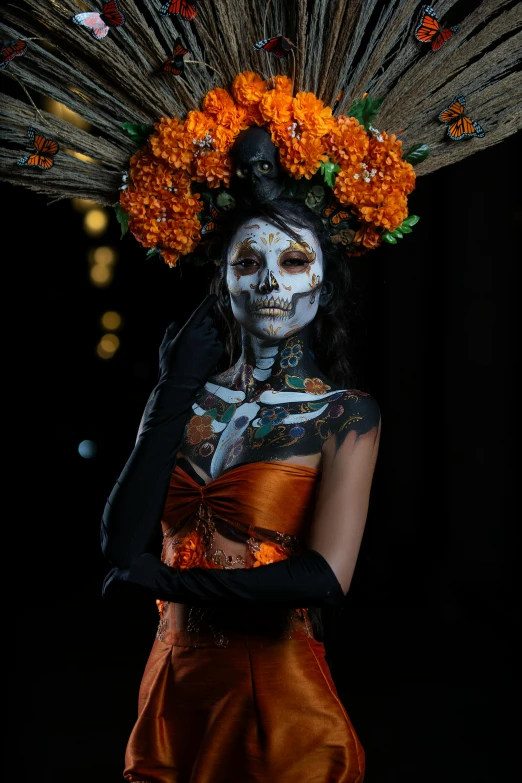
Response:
[90,265,112,286]
[100,333,120,353]
[84,208,109,236]
[72,198,98,212]
[90,246,116,266]
[96,343,114,360]
[101,311,122,331]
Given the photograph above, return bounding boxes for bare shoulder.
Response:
[322,389,381,451]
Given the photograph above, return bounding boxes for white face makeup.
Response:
[226,218,324,341]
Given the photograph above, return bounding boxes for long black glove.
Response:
[102,549,345,608]
[100,295,224,568]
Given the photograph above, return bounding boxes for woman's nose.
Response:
[258,270,279,294]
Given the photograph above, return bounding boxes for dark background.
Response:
[6,127,520,782]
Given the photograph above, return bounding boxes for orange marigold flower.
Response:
[213,124,239,153]
[186,413,214,445]
[333,129,415,231]
[253,542,288,567]
[353,223,382,249]
[203,88,248,134]
[293,92,335,137]
[243,103,265,126]
[277,130,329,179]
[156,599,165,616]
[162,250,181,268]
[185,109,216,143]
[195,149,232,188]
[203,87,236,116]
[150,118,194,172]
[232,71,268,106]
[271,74,293,95]
[303,377,331,395]
[171,530,208,569]
[260,90,294,125]
[327,115,369,166]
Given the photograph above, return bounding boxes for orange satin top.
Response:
[162,460,321,540]
[156,460,323,646]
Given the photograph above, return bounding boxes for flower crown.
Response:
[119,71,428,268]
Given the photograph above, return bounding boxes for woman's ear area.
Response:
[319,280,334,307]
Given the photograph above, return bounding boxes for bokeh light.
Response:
[100,333,120,353]
[90,265,113,286]
[90,246,117,266]
[101,311,122,330]
[84,208,109,236]
[44,98,91,130]
[78,440,97,459]
[72,198,97,212]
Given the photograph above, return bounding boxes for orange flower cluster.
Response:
[334,131,415,234]
[120,70,416,264]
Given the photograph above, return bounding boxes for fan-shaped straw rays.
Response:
[1,0,521,203]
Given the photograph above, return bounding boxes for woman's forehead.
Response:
[229,218,318,248]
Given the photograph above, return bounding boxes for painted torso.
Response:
[179,331,375,481]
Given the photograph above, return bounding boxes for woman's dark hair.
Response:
[209,198,356,388]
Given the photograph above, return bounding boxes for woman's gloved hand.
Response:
[100,294,224,569]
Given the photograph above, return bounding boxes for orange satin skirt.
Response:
[123,611,365,783]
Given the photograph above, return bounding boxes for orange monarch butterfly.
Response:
[253,35,295,57]
[0,39,27,70]
[323,196,351,226]
[72,0,126,41]
[160,0,199,20]
[438,95,485,141]
[161,38,189,75]
[201,204,220,236]
[415,5,459,51]
[17,127,59,169]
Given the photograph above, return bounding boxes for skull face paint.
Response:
[226,219,324,341]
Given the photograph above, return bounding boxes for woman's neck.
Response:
[217,325,330,398]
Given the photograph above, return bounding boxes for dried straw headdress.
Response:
[1,0,521,263]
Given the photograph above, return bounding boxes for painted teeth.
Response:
[253,297,291,311]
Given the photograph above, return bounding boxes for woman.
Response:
[101,194,381,782]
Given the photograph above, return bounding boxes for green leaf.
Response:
[285,375,306,390]
[221,405,236,423]
[404,144,430,165]
[121,122,154,147]
[114,203,129,238]
[145,248,160,259]
[403,214,420,227]
[347,94,384,131]
[204,408,218,420]
[392,228,403,239]
[320,159,341,188]
[255,423,273,439]
[382,231,397,244]
[308,401,326,410]
[400,224,412,234]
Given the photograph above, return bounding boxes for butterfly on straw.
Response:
[161,37,189,75]
[438,95,485,140]
[17,127,59,170]
[72,0,126,41]
[0,39,27,70]
[159,0,199,20]
[253,35,295,57]
[415,5,459,51]
[323,196,351,227]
